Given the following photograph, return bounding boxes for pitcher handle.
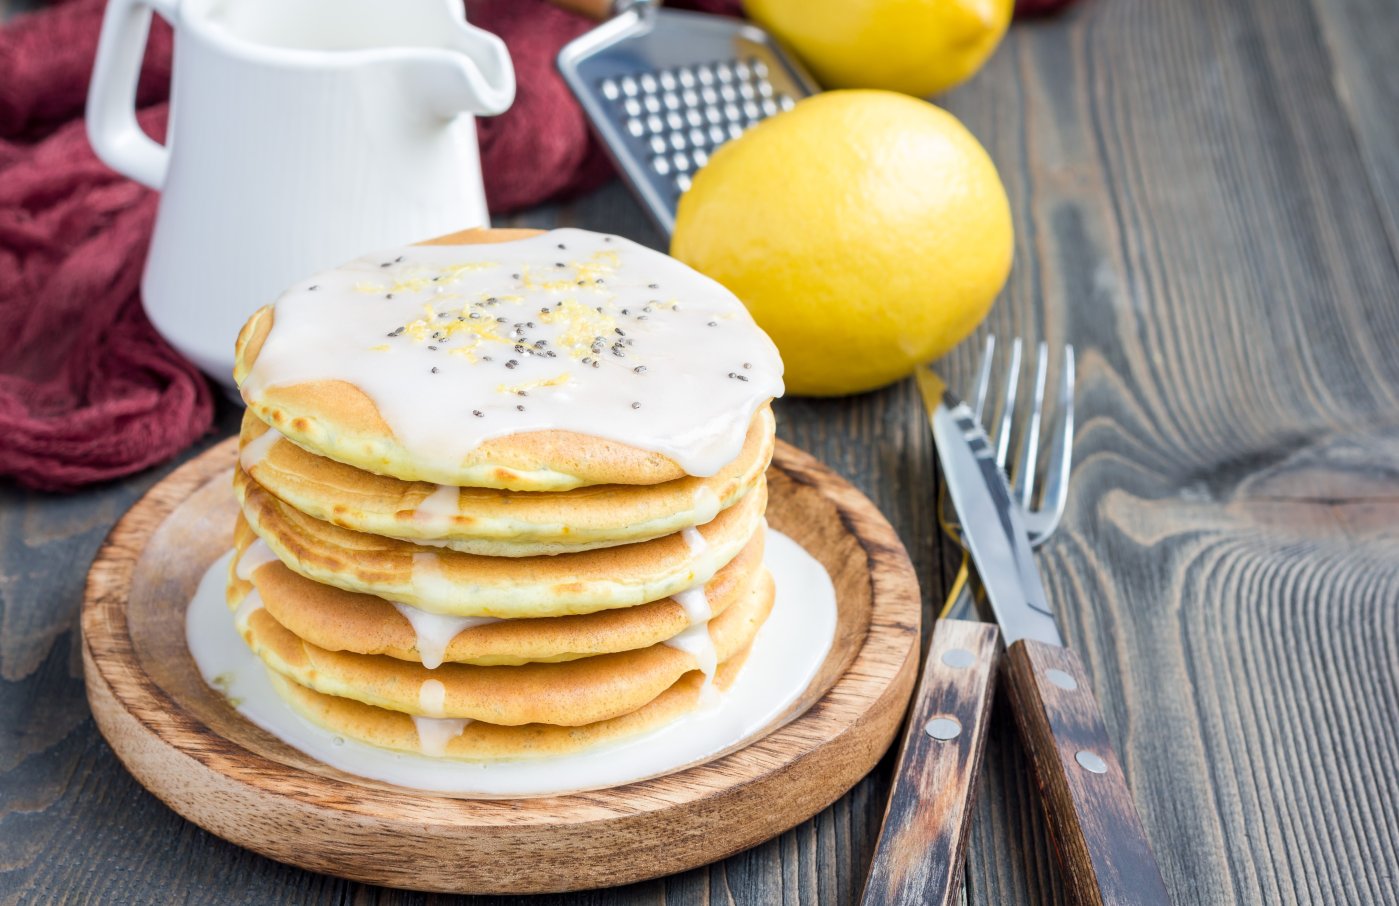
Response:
[86,0,178,190]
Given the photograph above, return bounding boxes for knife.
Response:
[912,366,1171,906]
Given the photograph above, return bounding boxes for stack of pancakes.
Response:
[225,227,784,760]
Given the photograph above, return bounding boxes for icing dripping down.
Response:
[391,602,499,670]
[414,484,460,522]
[235,539,280,581]
[413,716,472,757]
[681,527,706,555]
[233,587,264,624]
[665,622,718,685]
[673,585,712,624]
[690,486,722,525]
[239,427,279,473]
[418,678,447,717]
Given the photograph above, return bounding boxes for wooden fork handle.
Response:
[860,619,999,906]
[1003,640,1172,906]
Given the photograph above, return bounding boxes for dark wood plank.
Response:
[939,0,1399,902]
[5,0,1399,899]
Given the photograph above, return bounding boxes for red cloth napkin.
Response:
[0,0,699,491]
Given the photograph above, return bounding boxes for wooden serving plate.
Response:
[82,437,921,894]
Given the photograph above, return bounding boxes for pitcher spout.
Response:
[411,18,515,119]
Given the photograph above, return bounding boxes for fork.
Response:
[940,336,1076,620]
[861,336,1075,906]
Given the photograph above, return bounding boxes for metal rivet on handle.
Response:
[925,716,963,741]
[1076,750,1108,774]
[941,647,975,669]
[1045,668,1078,690]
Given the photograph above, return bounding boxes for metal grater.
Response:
[557,0,818,237]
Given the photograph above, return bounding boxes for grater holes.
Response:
[598,56,795,194]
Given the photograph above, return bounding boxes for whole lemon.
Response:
[744,0,1013,97]
[671,91,1012,397]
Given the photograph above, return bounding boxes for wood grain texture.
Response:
[81,437,920,894]
[861,619,1000,906]
[4,0,1399,900]
[1002,641,1168,906]
[942,0,1399,902]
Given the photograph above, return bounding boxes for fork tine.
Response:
[1035,344,1076,536]
[971,335,996,422]
[990,338,1022,470]
[1011,342,1049,508]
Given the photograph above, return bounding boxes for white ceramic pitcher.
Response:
[87,0,515,386]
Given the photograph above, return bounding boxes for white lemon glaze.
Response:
[234,538,280,581]
[241,229,783,480]
[187,530,836,795]
[390,602,499,670]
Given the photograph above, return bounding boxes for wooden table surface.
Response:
[4,0,1399,902]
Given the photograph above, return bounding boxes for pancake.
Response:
[229,514,764,666]
[265,648,752,761]
[234,228,783,491]
[227,559,773,726]
[235,466,768,618]
[237,404,775,556]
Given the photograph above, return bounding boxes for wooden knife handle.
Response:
[860,619,1000,906]
[1003,640,1172,906]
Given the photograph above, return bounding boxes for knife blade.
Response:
[915,367,1061,647]
[914,362,1172,906]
